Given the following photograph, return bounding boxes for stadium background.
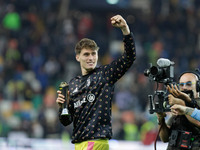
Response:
[0,0,199,149]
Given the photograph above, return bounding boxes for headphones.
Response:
[178,68,200,92]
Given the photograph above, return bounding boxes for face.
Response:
[76,48,98,75]
[179,73,198,98]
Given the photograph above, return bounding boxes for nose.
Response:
[180,84,189,91]
[88,54,94,60]
[181,85,187,89]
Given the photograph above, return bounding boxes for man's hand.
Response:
[156,112,166,125]
[56,90,65,107]
[168,94,185,106]
[156,112,166,120]
[111,15,130,35]
[171,104,186,116]
[167,84,191,102]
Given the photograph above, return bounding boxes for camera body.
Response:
[148,90,171,114]
[144,58,175,84]
[144,58,175,114]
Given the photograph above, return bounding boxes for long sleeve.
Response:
[191,108,200,121]
[103,32,136,84]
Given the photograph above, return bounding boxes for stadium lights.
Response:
[106,0,119,5]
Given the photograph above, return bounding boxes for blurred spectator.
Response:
[114,111,140,141]
[2,4,21,31]
[140,115,158,145]
[77,13,93,40]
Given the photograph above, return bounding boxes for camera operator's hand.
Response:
[171,104,187,116]
[167,84,191,102]
[156,112,166,125]
[168,94,185,106]
[156,112,166,119]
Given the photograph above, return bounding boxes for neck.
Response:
[82,69,93,76]
[82,70,88,76]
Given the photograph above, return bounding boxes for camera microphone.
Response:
[157,58,171,67]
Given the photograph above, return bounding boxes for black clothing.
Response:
[185,98,200,109]
[167,114,200,149]
[59,33,136,143]
[169,115,200,135]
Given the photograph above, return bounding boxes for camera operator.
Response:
[157,70,200,150]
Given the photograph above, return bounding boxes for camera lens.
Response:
[150,66,160,76]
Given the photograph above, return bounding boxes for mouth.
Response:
[87,62,94,66]
[182,90,194,98]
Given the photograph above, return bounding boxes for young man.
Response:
[157,71,200,150]
[56,15,136,150]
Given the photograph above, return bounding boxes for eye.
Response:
[92,52,97,56]
[83,53,89,56]
[179,83,184,87]
[179,81,194,87]
[186,81,192,86]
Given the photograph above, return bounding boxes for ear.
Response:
[76,55,80,62]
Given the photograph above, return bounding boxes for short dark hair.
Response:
[75,38,99,54]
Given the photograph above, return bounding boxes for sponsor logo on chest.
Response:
[74,93,95,108]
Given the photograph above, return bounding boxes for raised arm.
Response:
[102,15,136,84]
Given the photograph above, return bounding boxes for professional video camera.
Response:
[144,58,175,114]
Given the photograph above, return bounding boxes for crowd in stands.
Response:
[0,0,200,144]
